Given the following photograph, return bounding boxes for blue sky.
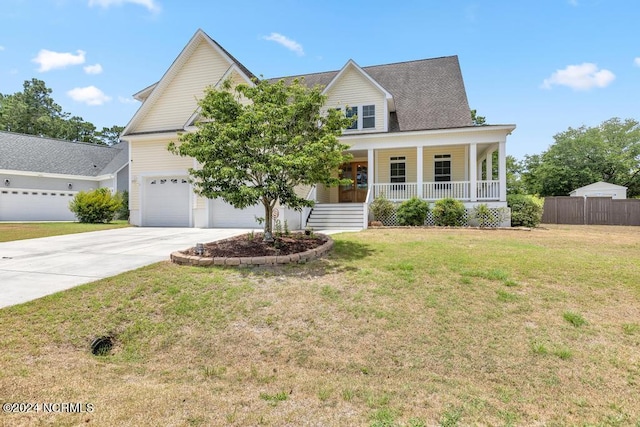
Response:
[1,0,638,159]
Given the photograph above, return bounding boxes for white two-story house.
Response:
[122,29,515,229]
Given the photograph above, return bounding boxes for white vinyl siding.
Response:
[135,42,232,133]
[325,66,385,132]
[129,138,193,211]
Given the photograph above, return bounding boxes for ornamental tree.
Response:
[169,78,353,240]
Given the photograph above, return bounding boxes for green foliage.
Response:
[471,109,486,125]
[396,197,429,226]
[0,78,122,143]
[115,190,129,220]
[471,203,492,228]
[507,194,543,227]
[69,188,123,223]
[169,78,353,237]
[522,117,640,197]
[432,198,466,226]
[370,194,396,225]
[471,203,509,227]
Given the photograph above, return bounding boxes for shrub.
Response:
[370,194,396,225]
[396,197,429,226]
[433,198,466,226]
[69,188,123,223]
[115,190,129,221]
[471,203,510,228]
[507,194,543,227]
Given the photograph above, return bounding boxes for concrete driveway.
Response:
[0,227,250,309]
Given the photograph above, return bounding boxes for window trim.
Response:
[339,103,376,131]
[434,154,451,182]
[390,156,406,184]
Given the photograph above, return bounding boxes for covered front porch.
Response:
[315,140,507,205]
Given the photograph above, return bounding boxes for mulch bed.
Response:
[182,232,328,258]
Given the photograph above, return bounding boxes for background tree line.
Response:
[509,117,640,198]
[0,78,123,145]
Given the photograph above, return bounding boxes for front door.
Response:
[339,161,368,203]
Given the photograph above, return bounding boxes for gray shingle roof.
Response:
[269,56,473,131]
[0,131,128,177]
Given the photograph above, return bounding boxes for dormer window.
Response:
[362,105,375,129]
[346,106,358,130]
[341,104,376,131]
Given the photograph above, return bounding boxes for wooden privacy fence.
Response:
[542,197,640,226]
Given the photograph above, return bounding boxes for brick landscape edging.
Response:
[170,235,334,267]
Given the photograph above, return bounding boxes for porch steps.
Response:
[306,203,365,231]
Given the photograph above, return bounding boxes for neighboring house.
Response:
[122,29,515,229]
[570,181,627,199]
[0,131,128,221]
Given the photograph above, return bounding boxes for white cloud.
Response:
[67,86,112,106]
[32,49,85,72]
[263,33,304,56]
[541,63,615,90]
[569,0,578,6]
[118,96,138,104]
[84,63,103,74]
[0,46,5,51]
[634,57,640,67]
[88,0,161,13]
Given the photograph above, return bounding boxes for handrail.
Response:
[365,185,373,204]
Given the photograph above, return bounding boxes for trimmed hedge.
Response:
[507,194,543,227]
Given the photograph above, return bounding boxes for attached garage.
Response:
[0,189,76,221]
[142,176,191,226]
[209,199,264,228]
[1,132,129,222]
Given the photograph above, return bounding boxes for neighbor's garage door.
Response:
[209,199,264,228]
[143,176,190,227]
[0,189,76,221]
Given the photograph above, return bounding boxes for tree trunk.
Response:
[262,199,274,242]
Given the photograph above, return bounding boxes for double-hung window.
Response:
[390,155,406,182]
[434,155,451,189]
[342,104,375,130]
[362,105,375,129]
[346,106,358,130]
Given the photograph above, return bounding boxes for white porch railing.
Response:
[477,181,500,200]
[372,183,418,201]
[371,180,501,202]
[423,182,471,200]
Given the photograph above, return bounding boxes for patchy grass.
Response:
[0,221,129,242]
[0,225,639,425]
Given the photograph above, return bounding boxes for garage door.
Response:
[209,199,264,228]
[0,189,76,221]
[143,176,190,227]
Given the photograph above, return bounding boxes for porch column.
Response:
[498,141,507,202]
[368,148,374,200]
[416,146,423,198]
[469,143,477,201]
[486,148,493,180]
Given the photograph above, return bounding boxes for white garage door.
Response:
[143,176,190,227]
[209,199,264,228]
[0,189,76,221]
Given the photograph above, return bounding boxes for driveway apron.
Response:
[0,227,249,309]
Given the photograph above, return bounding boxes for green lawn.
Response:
[0,221,129,242]
[0,226,638,426]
